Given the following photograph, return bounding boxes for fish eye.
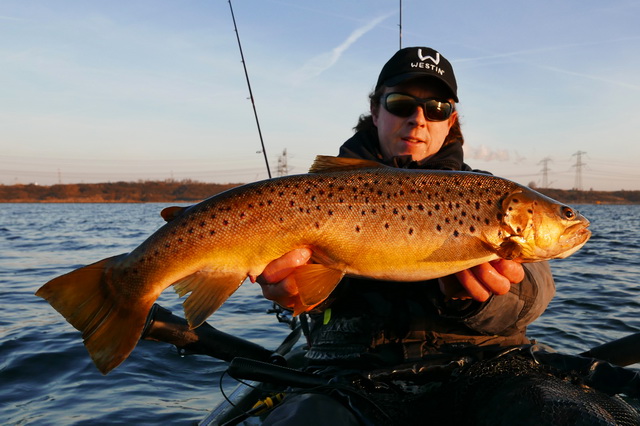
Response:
[562,206,575,220]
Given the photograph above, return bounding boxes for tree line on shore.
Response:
[1,180,639,204]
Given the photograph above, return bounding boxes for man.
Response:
[258,47,555,424]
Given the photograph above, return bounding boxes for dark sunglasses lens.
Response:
[384,94,417,117]
[424,100,453,121]
[384,94,453,121]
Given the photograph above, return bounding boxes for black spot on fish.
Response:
[210,230,216,235]
[436,224,442,232]
[211,214,217,219]
[315,222,320,229]
[361,210,366,215]
[371,208,377,214]
[418,204,425,211]
[528,209,533,214]
[393,208,399,215]
[188,228,194,234]
[475,201,481,210]
[355,225,361,232]
[435,204,440,210]
[328,210,334,216]
[453,230,459,237]
[445,218,450,224]
[484,218,490,225]
[223,220,229,226]
[497,213,503,220]
[385,223,390,229]
[407,205,413,211]
[487,200,493,206]
[409,228,414,235]
[469,226,476,233]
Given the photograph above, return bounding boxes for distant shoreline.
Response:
[1,181,639,204]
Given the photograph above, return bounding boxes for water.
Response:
[1,203,639,424]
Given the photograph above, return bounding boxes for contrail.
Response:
[292,11,394,84]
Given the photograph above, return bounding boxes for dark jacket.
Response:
[304,129,556,367]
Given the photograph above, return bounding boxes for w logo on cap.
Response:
[417,49,440,64]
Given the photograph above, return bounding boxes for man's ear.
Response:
[371,106,379,126]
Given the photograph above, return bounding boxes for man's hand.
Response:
[439,259,525,301]
[257,250,525,306]
[256,248,312,309]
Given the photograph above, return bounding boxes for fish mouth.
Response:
[553,225,592,259]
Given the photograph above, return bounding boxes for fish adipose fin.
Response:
[290,264,345,316]
[173,271,246,329]
[161,205,190,222]
[309,155,386,173]
[35,254,152,375]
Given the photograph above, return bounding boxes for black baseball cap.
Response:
[375,47,458,102]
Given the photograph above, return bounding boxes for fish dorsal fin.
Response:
[289,264,345,316]
[161,206,189,222]
[309,155,386,173]
[173,270,246,328]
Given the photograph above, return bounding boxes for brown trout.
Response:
[36,156,590,374]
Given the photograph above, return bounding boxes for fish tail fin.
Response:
[36,254,151,375]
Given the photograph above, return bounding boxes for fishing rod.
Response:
[227,0,272,179]
[398,0,402,49]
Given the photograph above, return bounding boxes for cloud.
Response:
[291,12,394,84]
[465,145,510,162]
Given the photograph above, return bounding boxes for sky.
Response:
[1,0,639,191]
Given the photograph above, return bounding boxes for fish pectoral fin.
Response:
[173,271,246,328]
[309,155,386,173]
[160,205,191,222]
[496,239,523,260]
[291,264,345,316]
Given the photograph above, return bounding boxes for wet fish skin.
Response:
[36,156,590,374]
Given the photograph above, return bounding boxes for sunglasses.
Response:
[381,92,455,122]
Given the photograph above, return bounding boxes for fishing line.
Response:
[227,0,272,179]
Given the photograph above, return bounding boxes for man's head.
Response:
[371,47,459,163]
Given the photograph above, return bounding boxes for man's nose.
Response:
[408,106,427,126]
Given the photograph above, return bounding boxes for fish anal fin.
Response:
[174,271,246,328]
[290,264,345,315]
[309,155,386,173]
[161,206,190,222]
[35,254,151,375]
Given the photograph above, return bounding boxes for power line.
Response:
[572,151,587,191]
[538,157,553,188]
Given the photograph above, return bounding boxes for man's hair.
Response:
[353,88,464,146]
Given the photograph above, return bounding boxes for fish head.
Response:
[497,189,591,261]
